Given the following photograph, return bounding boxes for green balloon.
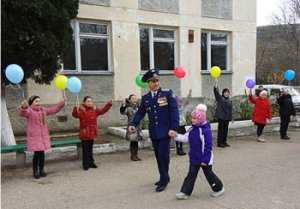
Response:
[135,75,147,88]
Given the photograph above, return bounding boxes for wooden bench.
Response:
[1,138,82,168]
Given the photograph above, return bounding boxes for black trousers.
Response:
[130,141,139,156]
[82,140,95,169]
[255,123,265,137]
[217,119,230,145]
[280,115,290,137]
[152,138,170,185]
[180,164,223,196]
[176,125,186,152]
[33,151,45,171]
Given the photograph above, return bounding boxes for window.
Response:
[201,31,230,71]
[63,20,111,72]
[139,27,176,71]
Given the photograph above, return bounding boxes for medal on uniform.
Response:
[157,97,168,106]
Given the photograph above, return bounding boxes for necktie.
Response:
[152,92,156,98]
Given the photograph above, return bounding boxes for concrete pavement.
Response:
[1,129,300,209]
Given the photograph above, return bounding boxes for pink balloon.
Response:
[174,67,186,79]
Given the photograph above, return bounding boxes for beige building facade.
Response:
[6,0,257,134]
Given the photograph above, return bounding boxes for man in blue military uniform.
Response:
[128,69,179,192]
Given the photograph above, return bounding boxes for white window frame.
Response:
[62,20,112,74]
[201,31,231,72]
[140,26,178,72]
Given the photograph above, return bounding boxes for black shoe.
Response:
[156,184,167,192]
[177,150,186,156]
[224,143,230,147]
[33,170,40,179]
[131,155,140,161]
[155,181,161,186]
[89,163,98,168]
[39,170,47,177]
[281,136,290,140]
[217,144,226,148]
[83,166,89,171]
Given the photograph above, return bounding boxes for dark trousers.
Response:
[181,164,223,196]
[280,115,290,137]
[130,141,139,156]
[217,119,230,145]
[33,151,45,172]
[176,125,186,152]
[152,138,170,185]
[255,123,265,137]
[82,140,95,169]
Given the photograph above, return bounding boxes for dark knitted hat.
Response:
[28,95,40,106]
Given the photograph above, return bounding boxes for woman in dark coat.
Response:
[277,89,296,140]
[213,85,233,148]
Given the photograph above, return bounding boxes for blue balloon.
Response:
[5,64,24,84]
[67,76,82,93]
[284,69,296,81]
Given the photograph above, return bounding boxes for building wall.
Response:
[139,0,179,14]
[80,0,110,6]
[202,0,232,19]
[7,0,257,134]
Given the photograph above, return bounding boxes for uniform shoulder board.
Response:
[161,88,170,91]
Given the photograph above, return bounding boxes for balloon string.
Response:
[63,90,67,106]
[76,94,79,107]
[17,84,25,99]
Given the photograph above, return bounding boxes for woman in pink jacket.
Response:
[19,95,65,179]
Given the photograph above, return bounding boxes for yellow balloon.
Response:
[210,66,221,78]
[53,75,68,90]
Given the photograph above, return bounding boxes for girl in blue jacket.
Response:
[172,105,225,200]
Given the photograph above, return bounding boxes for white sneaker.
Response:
[257,137,266,143]
[176,192,189,200]
[210,187,225,198]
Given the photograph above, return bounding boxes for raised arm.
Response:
[96,101,113,116]
[213,86,222,102]
[18,107,30,118]
[44,101,65,116]
[18,100,30,118]
[72,106,82,119]
[120,103,127,115]
[248,95,256,104]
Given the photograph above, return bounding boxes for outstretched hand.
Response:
[168,130,177,139]
[107,100,113,106]
[21,100,29,109]
[128,126,137,134]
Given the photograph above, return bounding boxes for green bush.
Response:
[140,118,149,130]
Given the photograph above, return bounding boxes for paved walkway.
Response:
[2,129,300,209]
